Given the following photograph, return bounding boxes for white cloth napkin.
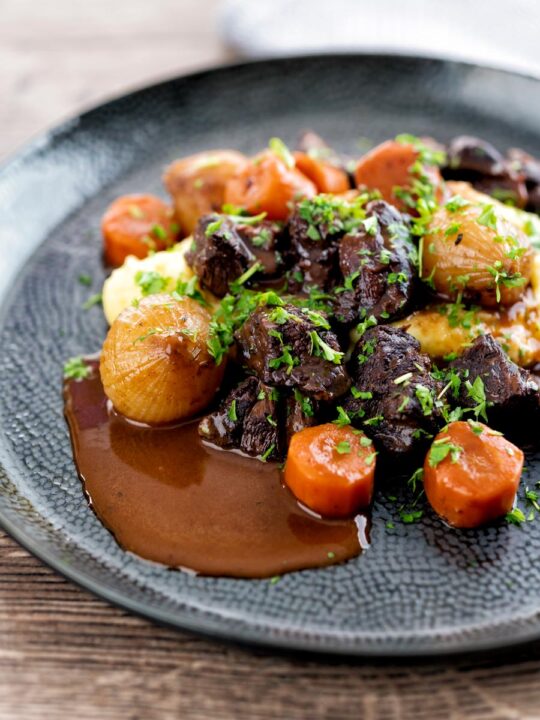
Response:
[220,0,540,76]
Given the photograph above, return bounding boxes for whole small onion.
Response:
[422,182,533,308]
[100,294,224,424]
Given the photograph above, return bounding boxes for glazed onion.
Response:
[100,294,224,424]
[422,181,533,307]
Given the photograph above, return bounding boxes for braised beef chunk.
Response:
[198,376,260,448]
[285,391,318,444]
[287,205,341,291]
[200,376,324,460]
[235,303,350,401]
[333,200,415,324]
[240,385,282,459]
[442,136,527,208]
[236,220,284,276]
[507,148,540,213]
[449,334,539,426]
[343,326,442,456]
[445,136,506,176]
[188,215,257,297]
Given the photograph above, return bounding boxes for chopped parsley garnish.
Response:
[228,399,238,422]
[260,444,275,462]
[414,384,434,416]
[63,356,91,380]
[428,438,462,467]
[476,204,498,231]
[333,406,351,426]
[82,292,102,309]
[506,507,526,525]
[363,215,378,235]
[464,376,489,422]
[135,270,169,296]
[445,195,470,213]
[309,331,343,364]
[174,276,208,307]
[268,137,294,168]
[293,389,314,417]
[229,262,262,291]
[78,273,92,286]
[151,223,168,240]
[335,441,351,455]
[205,218,223,237]
[351,387,373,399]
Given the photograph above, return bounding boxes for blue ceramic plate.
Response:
[1,55,540,656]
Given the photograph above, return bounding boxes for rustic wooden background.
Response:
[2,1,540,718]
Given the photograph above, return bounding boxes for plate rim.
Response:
[2,51,540,657]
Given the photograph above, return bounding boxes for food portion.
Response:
[424,421,524,528]
[64,131,540,577]
[100,294,224,424]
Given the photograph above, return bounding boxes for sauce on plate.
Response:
[63,362,369,578]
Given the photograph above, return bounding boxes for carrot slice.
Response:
[293,151,350,194]
[102,194,179,267]
[423,421,523,528]
[284,423,376,517]
[224,149,317,221]
[354,140,442,211]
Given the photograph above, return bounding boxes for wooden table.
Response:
[2,2,540,717]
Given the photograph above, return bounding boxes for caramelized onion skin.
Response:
[164,150,248,237]
[423,181,533,308]
[100,294,224,424]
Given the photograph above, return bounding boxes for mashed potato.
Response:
[102,239,194,324]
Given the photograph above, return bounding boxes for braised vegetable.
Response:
[224,147,317,220]
[100,295,224,424]
[354,139,443,211]
[284,424,376,517]
[102,194,179,267]
[424,421,523,528]
[293,151,350,194]
[164,150,248,236]
[422,181,533,307]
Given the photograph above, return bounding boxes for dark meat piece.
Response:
[240,385,282,459]
[198,376,260,449]
[287,204,341,291]
[446,136,506,176]
[442,136,527,208]
[343,326,443,457]
[235,303,350,401]
[285,391,318,444]
[507,147,540,185]
[449,334,539,428]
[199,377,282,460]
[187,215,284,297]
[507,148,540,213]
[236,220,284,276]
[187,215,256,297]
[333,200,415,324]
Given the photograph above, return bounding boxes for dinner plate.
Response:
[1,54,540,656]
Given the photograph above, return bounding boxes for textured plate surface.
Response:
[1,55,540,656]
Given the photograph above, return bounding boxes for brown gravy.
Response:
[63,362,369,578]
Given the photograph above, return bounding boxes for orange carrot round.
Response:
[354,140,442,211]
[224,149,317,221]
[102,194,179,267]
[424,421,523,528]
[293,151,350,194]
[284,423,376,517]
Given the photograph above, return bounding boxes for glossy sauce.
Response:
[64,362,369,578]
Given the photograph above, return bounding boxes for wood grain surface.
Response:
[2,2,540,718]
